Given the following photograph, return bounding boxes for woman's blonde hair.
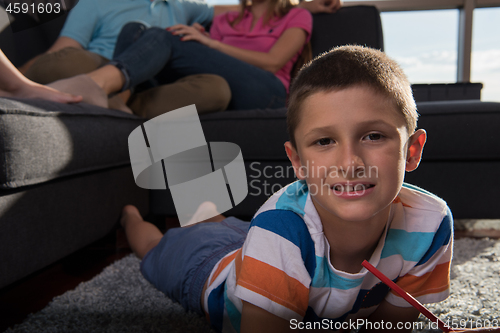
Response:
[231,0,299,27]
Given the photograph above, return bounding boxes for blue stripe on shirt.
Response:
[417,210,453,266]
[249,209,316,278]
[208,282,226,332]
[381,229,436,262]
[311,256,364,290]
[276,180,309,217]
[224,283,241,333]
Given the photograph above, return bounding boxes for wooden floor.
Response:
[0,220,498,332]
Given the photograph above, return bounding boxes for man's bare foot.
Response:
[120,204,143,228]
[47,74,108,108]
[108,94,133,114]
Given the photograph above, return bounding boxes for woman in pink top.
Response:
[170,0,312,94]
[122,0,314,110]
[160,0,313,110]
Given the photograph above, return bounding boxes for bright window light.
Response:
[471,7,500,102]
[381,10,459,84]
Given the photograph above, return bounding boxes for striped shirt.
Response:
[203,180,453,332]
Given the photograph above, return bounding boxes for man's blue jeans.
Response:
[112,22,287,110]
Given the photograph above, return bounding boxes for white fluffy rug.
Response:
[5,238,500,333]
[415,237,500,332]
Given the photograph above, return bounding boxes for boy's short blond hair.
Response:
[287,45,418,148]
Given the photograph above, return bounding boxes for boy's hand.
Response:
[361,300,420,332]
[240,301,294,333]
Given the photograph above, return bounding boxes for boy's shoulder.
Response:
[398,183,450,215]
[247,183,317,274]
[250,180,321,241]
[390,183,453,238]
[254,180,309,217]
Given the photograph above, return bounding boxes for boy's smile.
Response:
[285,85,425,226]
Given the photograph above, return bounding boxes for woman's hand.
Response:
[168,24,216,48]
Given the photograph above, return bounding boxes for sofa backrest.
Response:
[311,5,384,57]
[1,3,384,67]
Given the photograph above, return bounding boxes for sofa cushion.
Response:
[0,97,143,189]
[200,108,289,161]
[416,100,500,161]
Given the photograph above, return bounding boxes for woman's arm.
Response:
[168,25,307,73]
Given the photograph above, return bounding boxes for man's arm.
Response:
[46,36,84,53]
[19,36,83,74]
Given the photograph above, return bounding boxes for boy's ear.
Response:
[284,141,305,180]
[406,129,427,172]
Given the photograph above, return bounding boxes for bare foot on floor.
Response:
[186,201,224,226]
[120,205,163,259]
[120,204,143,228]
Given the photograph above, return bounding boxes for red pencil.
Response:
[362,260,452,332]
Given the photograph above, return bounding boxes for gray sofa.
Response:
[0,99,149,289]
[1,4,499,290]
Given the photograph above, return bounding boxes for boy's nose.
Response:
[337,144,365,177]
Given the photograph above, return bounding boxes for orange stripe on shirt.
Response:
[209,250,240,286]
[236,256,309,316]
[392,261,451,298]
[235,248,242,282]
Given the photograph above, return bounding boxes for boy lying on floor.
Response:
[121,45,500,332]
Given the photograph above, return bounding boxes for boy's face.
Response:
[285,85,426,224]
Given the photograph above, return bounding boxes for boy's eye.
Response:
[316,138,334,146]
[364,133,383,141]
